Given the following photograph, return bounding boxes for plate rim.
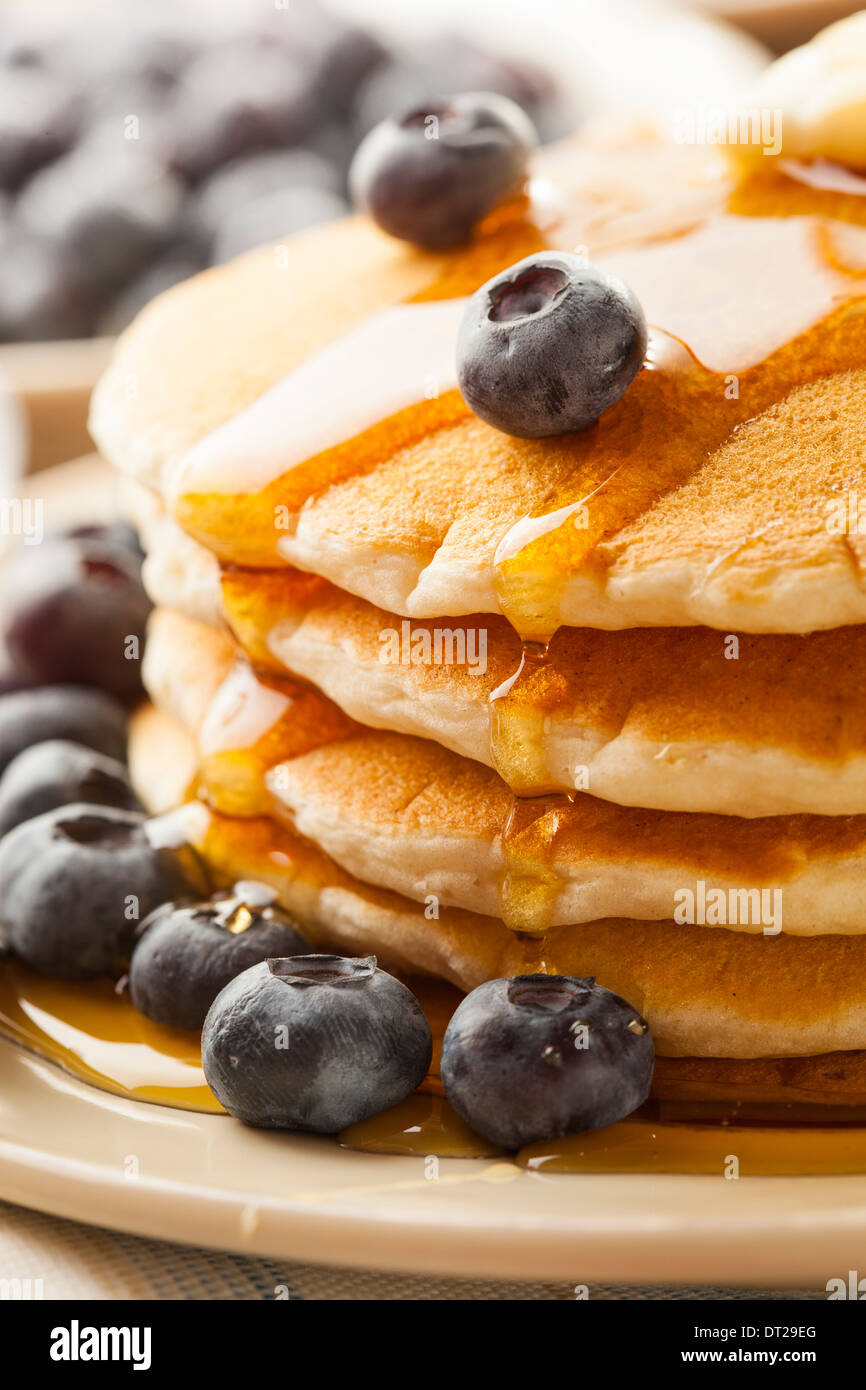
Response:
[3,1040,866,1287]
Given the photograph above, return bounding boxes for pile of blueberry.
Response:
[0,1,564,341]
[0,518,653,1141]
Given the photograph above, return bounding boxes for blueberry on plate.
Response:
[441,974,654,1149]
[0,686,127,778]
[2,532,151,703]
[349,91,536,250]
[0,804,194,978]
[201,955,432,1131]
[0,739,140,838]
[456,252,648,438]
[129,881,312,1030]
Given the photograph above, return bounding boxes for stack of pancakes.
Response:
[91,113,866,1118]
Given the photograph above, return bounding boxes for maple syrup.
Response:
[0,956,455,1116]
[340,1093,502,1158]
[166,162,866,937]
[17,163,866,1174]
[5,954,866,1172]
[0,958,221,1112]
[519,1121,866,1176]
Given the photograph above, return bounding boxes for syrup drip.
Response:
[196,657,357,818]
[488,638,553,795]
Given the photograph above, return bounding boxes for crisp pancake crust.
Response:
[92,128,866,635]
[144,607,866,934]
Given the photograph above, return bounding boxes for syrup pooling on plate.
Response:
[519,1121,866,1175]
[0,959,221,1112]
[0,956,456,1116]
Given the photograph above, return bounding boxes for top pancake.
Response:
[92,124,866,637]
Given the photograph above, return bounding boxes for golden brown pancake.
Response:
[144,607,866,936]
[92,126,866,638]
[128,483,866,816]
[125,701,866,1060]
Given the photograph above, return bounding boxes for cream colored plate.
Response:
[4,1037,866,1286]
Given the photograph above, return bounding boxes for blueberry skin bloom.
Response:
[0,738,140,838]
[0,685,127,778]
[0,804,193,978]
[129,884,313,1030]
[202,955,433,1132]
[350,91,536,249]
[441,974,654,1149]
[456,252,648,438]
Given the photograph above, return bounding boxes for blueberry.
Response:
[59,12,196,97]
[17,140,183,295]
[456,252,648,438]
[211,185,348,263]
[349,91,536,250]
[202,955,432,1131]
[65,520,144,563]
[0,69,83,191]
[0,686,127,778]
[130,882,312,1030]
[0,739,140,839]
[440,974,654,1149]
[191,148,341,246]
[169,45,320,183]
[0,804,194,978]
[2,533,152,703]
[0,229,93,343]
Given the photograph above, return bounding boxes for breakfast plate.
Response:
[3,1034,866,1288]
[2,370,866,1288]
[5,5,866,1281]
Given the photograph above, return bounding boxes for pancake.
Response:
[128,700,866,1061]
[128,492,866,817]
[144,606,866,936]
[92,125,866,640]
